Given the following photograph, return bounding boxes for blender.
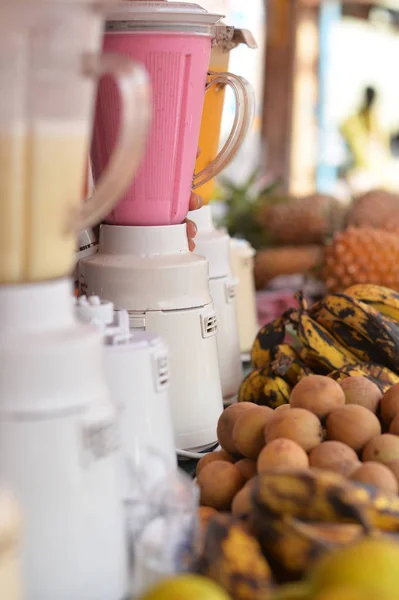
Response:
[189,32,258,382]
[188,37,257,402]
[79,1,254,452]
[0,2,151,598]
[74,295,177,485]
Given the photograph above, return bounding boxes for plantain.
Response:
[288,294,358,372]
[311,293,399,373]
[328,363,399,393]
[271,346,313,386]
[346,283,399,323]
[251,317,286,369]
[249,513,364,582]
[238,368,291,408]
[194,513,273,600]
[251,468,399,534]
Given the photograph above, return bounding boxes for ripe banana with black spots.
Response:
[346,284,399,323]
[251,317,286,369]
[271,346,313,386]
[238,368,291,408]
[327,364,397,393]
[251,468,399,533]
[194,513,273,600]
[311,293,399,372]
[288,296,358,372]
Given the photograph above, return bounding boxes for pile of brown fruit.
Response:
[197,375,399,515]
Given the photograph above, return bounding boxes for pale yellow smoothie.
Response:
[0,121,88,283]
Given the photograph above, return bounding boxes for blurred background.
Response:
[178,0,399,322]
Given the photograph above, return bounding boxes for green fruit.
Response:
[310,536,399,596]
[139,575,232,600]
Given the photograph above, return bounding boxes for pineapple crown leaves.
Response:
[216,169,284,249]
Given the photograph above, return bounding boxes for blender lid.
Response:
[106,1,224,26]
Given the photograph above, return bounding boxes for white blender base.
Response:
[0,279,128,600]
[188,205,243,403]
[75,297,177,484]
[79,223,224,453]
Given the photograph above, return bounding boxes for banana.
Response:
[328,363,399,393]
[251,317,286,369]
[195,513,273,600]
[311,293,399,372]
[251,468,399,534]
[238,369,291,408]
[249,513,364,581]
[346,284,399,323]
[271,346,313,386]
[288,297,358,372]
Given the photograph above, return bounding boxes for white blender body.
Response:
[230,238,259,355]
[74,295,177,482]
[188,205,242,403]
[79,224,224,453]
[0,279,128,600]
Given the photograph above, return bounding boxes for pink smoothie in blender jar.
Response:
[92,1,250,226]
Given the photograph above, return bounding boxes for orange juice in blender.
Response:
[195,29,257,205]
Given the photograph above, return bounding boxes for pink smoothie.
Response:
[91,32,212,226]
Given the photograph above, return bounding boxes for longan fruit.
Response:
[274,404,291,413]
[351,462,398,494]
[235,459,257,482]
[231,478,257,518]
[196,449,236,477]
[257,438,309,472]
[309,441,360,476]
[386,459,399,486]
[232,406,274,459]
[389,413,399,436]
[217,402,256,455]
[264,408,323,452]
[197,461,244,511]
[326,405,381,452]
[290,375,345,420]
[340,376,382,414]
[380,383,399,425]
[362,434,399,465]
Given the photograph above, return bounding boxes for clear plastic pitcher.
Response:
[0,2,150,283]
[91,1,254,226]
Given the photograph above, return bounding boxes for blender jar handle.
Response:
[79,52,151,229]
[192,71,255,190]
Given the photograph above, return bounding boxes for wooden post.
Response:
[262,0,320,195]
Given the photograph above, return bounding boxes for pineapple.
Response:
[256,194,346,246]
[321,226,399,292]
[347,189,399,229]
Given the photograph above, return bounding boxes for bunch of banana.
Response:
[251,317,286,369]
[346,283,399,323]
[287,294,359,373]
[194,513,273,600]
[251,469,399,534]
[248,514,363,581]
[271,346,313,387]
[328,363,399,393]
[238,368,291,409]
[310,292,399,373]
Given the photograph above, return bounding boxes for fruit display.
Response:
[188,283,399,599]
[254,246,324,290]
